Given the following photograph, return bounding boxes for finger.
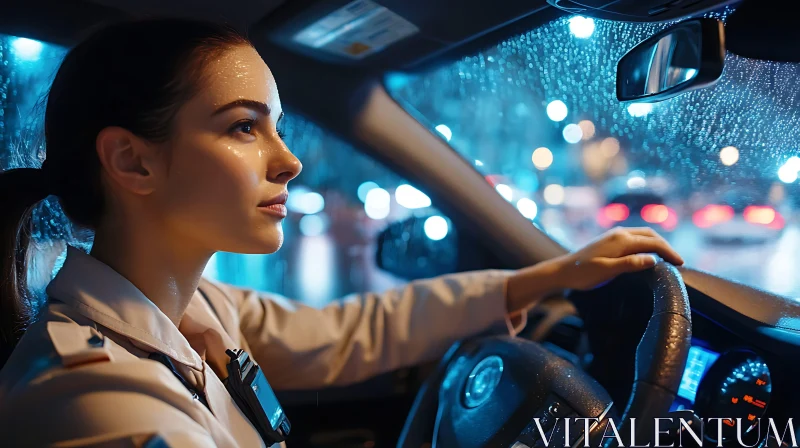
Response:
[607,226,663,242]
[623,228,681,261]
[615,235,684,265]
[625,227,673,247]
[601,254,658,276]
[624,227,660,237]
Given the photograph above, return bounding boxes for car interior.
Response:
[2,0,799,446]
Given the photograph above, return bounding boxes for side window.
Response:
[204,114,459,305]
[0,33,460,307]
[0,35,72,301]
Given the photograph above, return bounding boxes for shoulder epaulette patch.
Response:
[47,321,113,368]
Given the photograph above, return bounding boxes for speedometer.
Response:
[695,350,772,443]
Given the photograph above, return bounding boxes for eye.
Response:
[229,119,257,136]
[276,120,286,139]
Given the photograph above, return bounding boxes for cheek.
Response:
[164,142,266,219]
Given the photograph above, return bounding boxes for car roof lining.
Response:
[86,0,286,27]
[0,0,565,72]
[0,0,287,46]
[0,0,740,72]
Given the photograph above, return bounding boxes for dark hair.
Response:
[0,19,250,353]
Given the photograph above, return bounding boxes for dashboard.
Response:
[672,345,773,444]
[570,266,800,448]
[656,266,800,447]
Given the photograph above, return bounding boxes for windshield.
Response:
[388,10,800,298]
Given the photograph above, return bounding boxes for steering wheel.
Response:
[397,261,691,448]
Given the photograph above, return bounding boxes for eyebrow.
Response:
[212,99,271,116]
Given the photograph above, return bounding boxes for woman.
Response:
[0,19,683,447]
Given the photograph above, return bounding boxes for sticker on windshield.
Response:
[293,0,419,59]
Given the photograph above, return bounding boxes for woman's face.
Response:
[156,44,302,255]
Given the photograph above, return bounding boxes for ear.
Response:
[95,126,163,196]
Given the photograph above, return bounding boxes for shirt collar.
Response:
[46,246,203,369]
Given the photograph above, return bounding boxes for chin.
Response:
[227,238,282,255]
[251,229,285,254]
[218,222,284,254]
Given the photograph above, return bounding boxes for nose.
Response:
[267,141,302,184]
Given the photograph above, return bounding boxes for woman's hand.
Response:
[505,227,684,314]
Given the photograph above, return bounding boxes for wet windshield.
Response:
[388,9,800,298]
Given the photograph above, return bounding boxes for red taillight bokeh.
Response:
[663,207,678,231]
[605,203,630,221]
[743,206,775,225]
[641,204,678,231]
[767,212,786,230]
[641,204,669,223]
[744,206,785,230]
[597,203,629,228]
[693,204,734,228]
[769,212,786,230]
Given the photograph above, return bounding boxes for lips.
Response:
[259,191,288,207]
[258,191,288,218]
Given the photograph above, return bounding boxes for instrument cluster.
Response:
[673,346,772,444]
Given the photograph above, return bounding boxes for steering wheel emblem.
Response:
[463,355,504,408]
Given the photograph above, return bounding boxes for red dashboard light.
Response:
[693,204,734,228]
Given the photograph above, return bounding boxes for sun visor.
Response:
[291,1,419,60]
[259,0,553,69]
[725,0,800,63]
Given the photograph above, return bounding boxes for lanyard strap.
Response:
[148,351,210,410]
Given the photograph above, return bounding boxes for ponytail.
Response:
[0,19,251,365]
[0,167,53,357]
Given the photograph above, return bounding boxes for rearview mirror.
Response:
[616,18,725,103]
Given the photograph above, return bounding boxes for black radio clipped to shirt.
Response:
[225,348,291,445]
